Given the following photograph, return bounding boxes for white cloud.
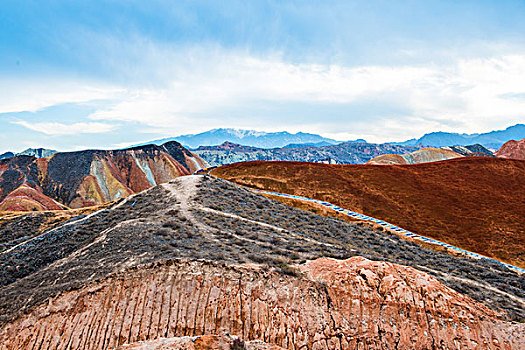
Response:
[3,47,525,143]
[12,121,118,135]
[0,80,124,114]
[84,51,525,141]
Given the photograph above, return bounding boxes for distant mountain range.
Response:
[195,141,420,166]
[135,124,524,150]
[135,128,341,149]
[0,148,56,160]
[393,124,525,150]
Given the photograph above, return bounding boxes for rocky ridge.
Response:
[195,141,420,166]
[495,138,525,160]
[0,141,207,211]
[366,147,463,165]
[443,144,494,157]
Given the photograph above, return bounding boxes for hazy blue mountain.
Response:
[282,141,336,148]
[136,128,339,149]
[394,124,525,149]
[282,139,365,148]
[0,152,15,160]
[0,148,56,160]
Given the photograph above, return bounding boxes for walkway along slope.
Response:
[196,165,525,274]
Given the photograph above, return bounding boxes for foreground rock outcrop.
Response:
[1,258,523,350]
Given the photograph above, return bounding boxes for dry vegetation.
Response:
[212,158,525,268]
[0,203,112,253]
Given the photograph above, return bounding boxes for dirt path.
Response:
[161,176,217,238]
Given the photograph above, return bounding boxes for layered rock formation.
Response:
[366,147,463,165]
[495,138,525,160]
[195,141,420,166]
[443,144,494,157]
[1,258,523,350]
[0,141,207,210]
[0,184,67,211]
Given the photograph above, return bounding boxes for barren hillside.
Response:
[212,158,525,268]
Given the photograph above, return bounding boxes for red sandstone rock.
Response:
[367,147,463,165]
[495,139,525,160]
[1,258,523,350]
[0,184,66,211]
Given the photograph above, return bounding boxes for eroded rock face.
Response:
[117,334,285,350]
[0,183,66,211]
[366,147,463,165]
[495,138,525,160]
[1,258,523,350]
[0,141,207,211]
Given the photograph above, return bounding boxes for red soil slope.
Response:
[0,184,66,211]
[495,138,525,160]
[213,158,525,268]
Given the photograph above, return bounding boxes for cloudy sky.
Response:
[1,0,525,152]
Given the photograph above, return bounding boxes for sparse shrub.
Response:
[156,228,171,237]
[278,262,301,277]
[289,253,300,261]
[247,254,267,264]
[231,338,246,350]
[162,221,180,230]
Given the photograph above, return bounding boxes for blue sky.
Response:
[1,0,525,152]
